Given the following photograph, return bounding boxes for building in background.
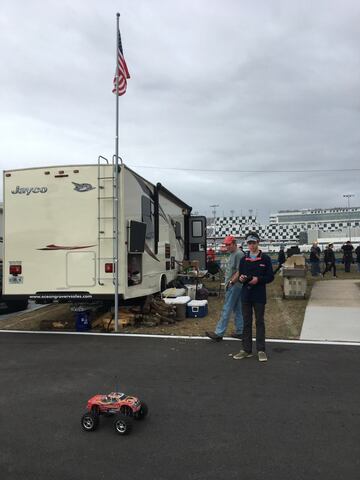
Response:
[207,207,360,251]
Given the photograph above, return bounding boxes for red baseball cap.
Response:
[223,235,236,245]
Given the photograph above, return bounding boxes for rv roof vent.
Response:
[5,173,11,177]
[44,171,50,175]
[73,169,79,173]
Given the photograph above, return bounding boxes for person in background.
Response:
[206,235,244,341]
[207,247,216,264]
[341,240,354,273]
[274,245,286,274]
[309,242,321,276]
[322,243,337,278]
[355,244,360,273]
[233,232,274,362]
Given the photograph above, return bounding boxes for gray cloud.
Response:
[1,0,359,221]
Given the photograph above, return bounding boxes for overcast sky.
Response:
[1,0,359,222]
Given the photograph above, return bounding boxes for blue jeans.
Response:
[215,285,243,336]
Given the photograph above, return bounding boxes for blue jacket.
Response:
[239,251,274,304]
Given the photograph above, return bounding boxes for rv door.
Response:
[188,216,207,270]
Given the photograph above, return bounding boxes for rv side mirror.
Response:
[129,221,147,253]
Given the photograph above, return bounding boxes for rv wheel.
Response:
[160,275,167,292]
[6,300,29,312]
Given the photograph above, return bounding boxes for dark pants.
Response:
[344,261,351,273]
[323,262,336,277]
[242,302,266,353]
[310,261,320,276]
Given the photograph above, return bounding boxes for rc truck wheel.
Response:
[91,406,100,418]
[135,401,148,420]
[114,414,133,435]
[120,405,133,417]
[81,412,99,432]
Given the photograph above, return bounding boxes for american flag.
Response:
[112,29,130,96]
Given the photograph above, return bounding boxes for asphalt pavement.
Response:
[0,332,359,480]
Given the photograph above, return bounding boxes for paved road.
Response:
[301,279,360,341]
[0,332,359,480]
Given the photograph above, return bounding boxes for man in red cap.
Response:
[206,235,244,341]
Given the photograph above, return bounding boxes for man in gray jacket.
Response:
[206,235,244,341]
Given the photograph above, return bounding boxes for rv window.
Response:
[175,222,181,239]
[141,196,154,239]
[191,220,203,238]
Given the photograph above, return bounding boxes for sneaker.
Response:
[258,351,268,362]
[233,350,253,360]
[230,332,243,340]
[205,331,223,342]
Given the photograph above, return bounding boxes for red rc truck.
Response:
[81,392,148,435]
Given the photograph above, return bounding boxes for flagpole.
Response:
[114,12,120,332]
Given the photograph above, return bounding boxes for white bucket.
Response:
[186,285,197,300]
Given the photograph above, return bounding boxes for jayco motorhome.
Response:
[2,161,206,304]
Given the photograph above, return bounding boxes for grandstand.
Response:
[207,207,360,249]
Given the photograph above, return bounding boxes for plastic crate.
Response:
[283,277,307,298]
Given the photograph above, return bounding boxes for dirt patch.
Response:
[2,265,358,339]
[119,274,312,339]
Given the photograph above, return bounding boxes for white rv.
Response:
[2,162,206,304]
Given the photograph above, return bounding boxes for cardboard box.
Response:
[181,260,200,273]
[283,255,306,269]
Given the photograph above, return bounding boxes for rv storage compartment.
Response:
[128,254,142,286]
[163,296,191,320]
[186,300,208,318]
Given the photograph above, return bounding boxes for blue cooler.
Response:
[186,300,208,318]
[75,311,91,331]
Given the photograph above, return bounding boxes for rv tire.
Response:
[5,300,29,312]
[160,275,167,292]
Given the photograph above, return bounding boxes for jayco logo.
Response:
[11,186,48,195]
[72,182,96,192]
